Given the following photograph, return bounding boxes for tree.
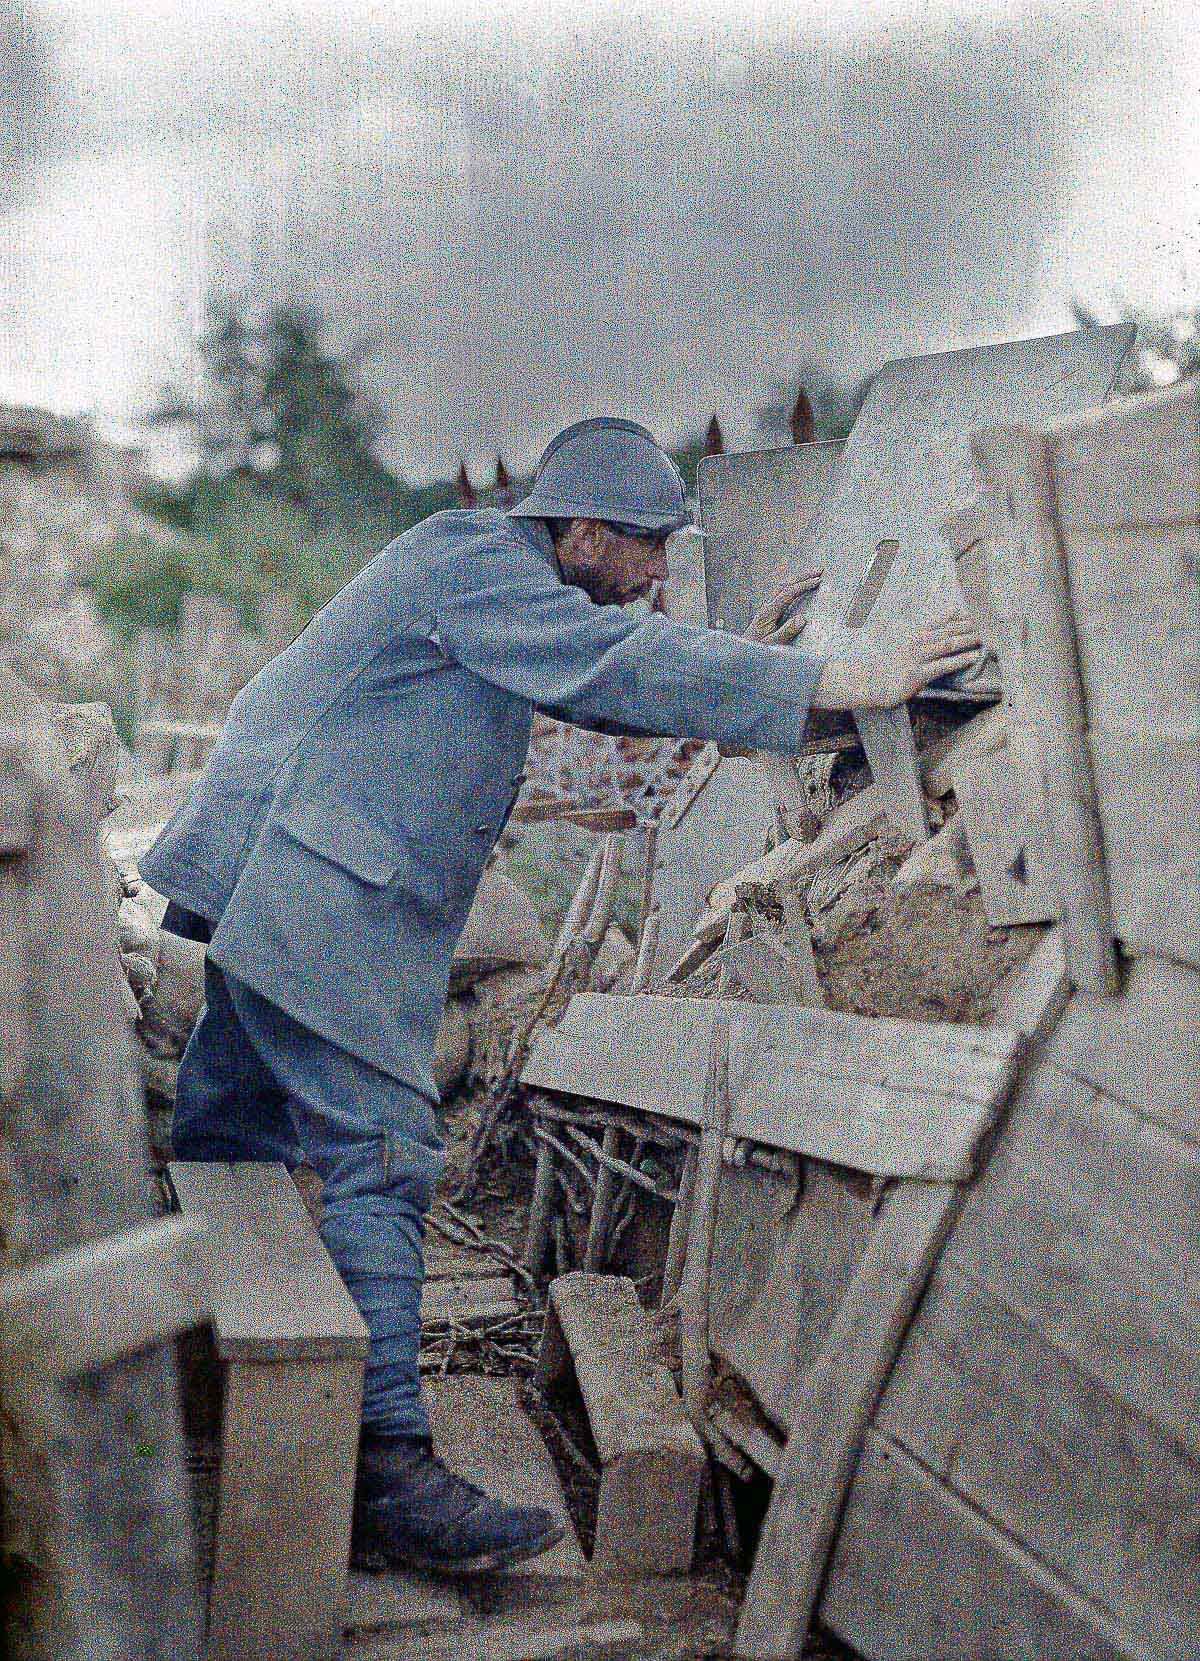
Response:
[149,300,411,556]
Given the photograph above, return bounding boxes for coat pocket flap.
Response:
[276,796,401,888]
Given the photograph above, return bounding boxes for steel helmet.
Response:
[510,417,689,534]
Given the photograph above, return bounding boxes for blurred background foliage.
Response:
[84,296,1198,645]
[87,302,472,638]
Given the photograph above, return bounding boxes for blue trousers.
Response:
[167,907,446,1441]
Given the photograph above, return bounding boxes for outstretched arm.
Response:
[433,534,827,753]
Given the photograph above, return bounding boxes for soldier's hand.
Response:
[869,611,982,706]
[811,611,983,711]
[745,568,823,644]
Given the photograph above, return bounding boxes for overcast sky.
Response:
[1,0,1197,479]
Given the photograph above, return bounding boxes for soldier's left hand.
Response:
[746,569,823,644]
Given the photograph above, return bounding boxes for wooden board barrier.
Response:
[524,993,1024,1183]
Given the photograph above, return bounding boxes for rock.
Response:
[893,815,977,895]
[590,925,636,992]
[451,864,551,989]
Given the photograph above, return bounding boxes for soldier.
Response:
[141,417,978,1572]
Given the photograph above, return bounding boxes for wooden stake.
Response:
[583,1124,624,1271]
[677,1007,732,1434]
[631,907,661,993]
[778,885,824,1005]
[972,426,1119,994]
[523,1128,558,1278]
[661,1140,700,1309]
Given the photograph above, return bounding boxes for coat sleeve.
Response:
[433,535,827,753]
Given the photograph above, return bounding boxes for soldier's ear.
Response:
[574,519,607,559]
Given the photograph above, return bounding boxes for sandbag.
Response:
[451,864,550,987]
[433,997,472,1095]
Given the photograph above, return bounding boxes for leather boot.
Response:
[351,1431,566,1574]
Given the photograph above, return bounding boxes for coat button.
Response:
[474,823,491,835]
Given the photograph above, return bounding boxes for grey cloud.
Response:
[54,3,1156,474]
[0,1,53,213]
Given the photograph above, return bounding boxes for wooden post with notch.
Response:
[971,426,1119,994]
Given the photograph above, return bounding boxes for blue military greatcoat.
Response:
[141,511,824,1100]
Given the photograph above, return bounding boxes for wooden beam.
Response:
[0,1215,211,1385]
[537,1274,705,1576]
[524,994,1024,1182]
[207,1357,363,1661]
[971,424,1119,993]
[853,705,929,842]
[168,1161,368,1362]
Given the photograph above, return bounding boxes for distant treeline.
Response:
[88,297,1189,642]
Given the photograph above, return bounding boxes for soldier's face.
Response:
[556,519,670,606]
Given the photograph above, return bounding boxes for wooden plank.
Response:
[648,756,775,974]
[525,994,1024,1181]
[707,935,806,1003]
[954,744,1059,926]
[877,1265,1200,1656]
[0,1215,211,1385]
[425,1376,585,1578]
[420,1274,518,1329]
[208,1356,363,1661]
[940,1085,1200,1457]
[972,424,1119,992]
[728,1007,1022,1181]
[918,702,1007,796]
[1061,552,1200,735]
[735,1176,971,1659]
[1090,731,1200,968]
[853,704,929,840]
[995,1062,1200,1284]
[168,1161,369,1361]
[537,1273,705,1575]
[658,744,721,832]
[1047,378,1200,531]
[345,1618,648,1661]
[797,324,1132,681]
[707,1159,873,1435]
[988,925,1068,1046]
[534,993,1023,1108]
[523,993,719,1127]
[709,1408,783,1479]
[1040,953,1200,1136]
[820,1432,1147,1661]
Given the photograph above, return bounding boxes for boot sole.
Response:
[351,1518,567,1577]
